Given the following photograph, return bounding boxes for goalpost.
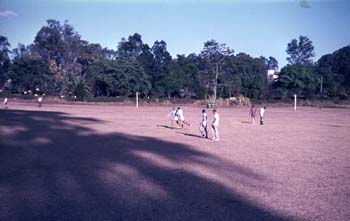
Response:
[294,94,297,111]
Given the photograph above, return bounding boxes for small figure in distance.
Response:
[3,97,8,109]
[211,109,220,141]
[260,106,266,125]
[199,109,208,138]
[38,96,43,108]
[249,105,257,125]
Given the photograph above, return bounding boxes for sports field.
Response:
[1,103,349,221]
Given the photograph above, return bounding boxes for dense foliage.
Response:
[1,19,349,100]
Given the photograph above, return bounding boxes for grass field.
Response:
[1,103,349,221]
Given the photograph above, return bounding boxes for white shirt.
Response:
[168,110,178,120]
[260,108,265,117]
[213,113,219,126]
[202,113,208,122]
[176,109,184,120]
[201,112,208,126]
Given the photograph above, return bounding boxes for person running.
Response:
[3,97,8,109]
[211,109,220,141]
[199,109,208,138]
[260,106,266,125]
[249,105,257,125]
[175,107,191,128]
[167,106,178,127]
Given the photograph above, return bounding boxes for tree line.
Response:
[0,19,349,101]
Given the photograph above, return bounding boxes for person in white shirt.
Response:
[260,106,266,125]
[199,109,208,138]
[167,106,178,127]
[211,109,220,141]
[175,107,191,128]
[3,97,8,108]
[38,96,43,107]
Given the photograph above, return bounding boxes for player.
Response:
[260,106,266,125]
[199,109,208,138]
[249,105,257,125]
[211,109,219,141]
[38,96,43,107]
[175,107,191,128]
[167,106,178,127]
[3,97,8,109]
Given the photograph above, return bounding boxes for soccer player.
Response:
[38,96,43,107]
[260,106,266,125]
[175,107,191,128]
[3,97,8,108]
[167,106,178,127]
[249,105,257,125]
[211,109,219,141]
[199,109,208,138]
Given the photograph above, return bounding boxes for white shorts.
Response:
[201,121,207,127]
[179,116,185,121]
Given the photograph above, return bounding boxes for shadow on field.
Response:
[176,131,204,139]
[323,124,350,128]
[0,109,294,221]
[156,124,178,129]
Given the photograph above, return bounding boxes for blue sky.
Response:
[0,0,349,67]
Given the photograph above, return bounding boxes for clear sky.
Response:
[0,0,349,67]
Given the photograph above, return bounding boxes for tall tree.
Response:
[7,57,53,93]
[151,40,172,97]
[34,19,83,95]
[317,46,350,98]
[0,36,11,85]
[85,59,151,97]
[117,33,143,59]
[267,56,278,70]
[286,35,315,65]
[200,40,233,101]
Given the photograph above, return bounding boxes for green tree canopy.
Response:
[7,57,53,93]
[286,35,315,66]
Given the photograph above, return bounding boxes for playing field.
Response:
[1,103,349,221]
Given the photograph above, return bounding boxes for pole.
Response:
[136,92,139,109]
[320,76,323,95]
[294,94,297,111]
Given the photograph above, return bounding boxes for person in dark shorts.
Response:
[199,109,208,138]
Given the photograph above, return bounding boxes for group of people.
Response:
[249,105,266,125]
[168,105,267,141]
[168,107,220,141]
[168,107,191,128]
[2,96,43,108]
[200,109,220,141]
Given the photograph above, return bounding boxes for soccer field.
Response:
[1,103,349,221]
